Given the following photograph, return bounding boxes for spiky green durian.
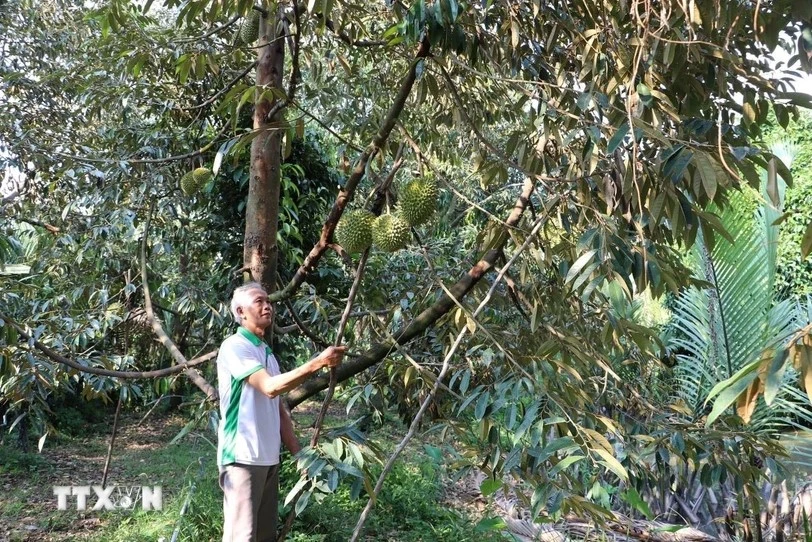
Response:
[180,171,198,196]
[335,210,375,253]
[240,10,261,44]
[371,214,411,252]
[398,176,439,226]
[192,167,212,191]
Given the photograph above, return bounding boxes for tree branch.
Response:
[278,249,371,542]
[49,122,231,165]
[175,14,241,43]
[309,249,369,446]
[283,299,330,348]
[0,309,217,378]
[500,268,531,321]
[369,143,405,213]
[189,61,258,111]
[16,217,60,234]
[271,39,431,304]
[290,102,364,152]
[317,13,387,47]
[141,203,218,400]
[274,322,299,335]
[286,177,535,407]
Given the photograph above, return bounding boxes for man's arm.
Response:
[246,345,346,399]
[279,403,301,455]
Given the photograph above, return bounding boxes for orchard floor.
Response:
[0,401,500,542]
[4,401,812,542]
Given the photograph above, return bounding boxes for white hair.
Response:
[230,282,267,324]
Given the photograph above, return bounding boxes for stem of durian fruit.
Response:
[309,249,369,446]
[278,248,370,541]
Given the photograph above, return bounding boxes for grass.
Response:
[0,402,504,542]
[284,460,500,542]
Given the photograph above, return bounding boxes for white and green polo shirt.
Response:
[216,327,281,468]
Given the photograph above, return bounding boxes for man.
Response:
[217,281,346,541]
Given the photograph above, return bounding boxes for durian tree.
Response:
[4,0,812,537]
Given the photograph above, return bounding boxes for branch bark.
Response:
[309,249,369,447]
[0,309,217,379]
[189,61,258,111]
[175,14,240,43]
[286,177,535,408]
[283,299,330,348]
[16,217,60,234]
[141,204,218,400]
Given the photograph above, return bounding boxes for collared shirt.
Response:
[216,327,281,467]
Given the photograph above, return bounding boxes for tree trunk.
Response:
[244,4,284,294]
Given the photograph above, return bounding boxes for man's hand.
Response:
[318,345,347,369]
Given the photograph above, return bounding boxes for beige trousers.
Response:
[219,463,280,542]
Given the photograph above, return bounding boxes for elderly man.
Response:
[217,281,345,542]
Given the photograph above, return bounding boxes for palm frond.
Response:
[666,141,805,429]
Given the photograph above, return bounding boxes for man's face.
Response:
[238,289,274,330]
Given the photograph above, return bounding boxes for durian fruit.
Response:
[371,214,411,252]
[180,171,198,196]
[398,175,439,226]
[335,210,375,254]
[192,167,213,191]
[240,10,261,44]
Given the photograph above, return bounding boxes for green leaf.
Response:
[424,444,442,462]
[577,92,592,111]
[549,454,585,477]
[636,83,653,107]
[566,249,597,285]
[169,417,197,445]
[294,489,311,516]
[775,104,790,129]
[480,478,502,497]
[663,147,693,183]
[742,100,757,126]
[475,517,507,532]
[764,349,789,406]
[571,261,601,291]
[621,487,653,519]
[474,391,490,419]
[537,436,578,462]
[334,461,364,478]
[448,0,459,21]
[285,477,309,506]
[767,158,780,206]
[773,154,793,187]
[779,91,812,108]
[607,122,629,154]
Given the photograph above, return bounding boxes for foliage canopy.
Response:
[3,0,812,537]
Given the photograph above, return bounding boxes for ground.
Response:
[8,399,810,542]
[0,399,495,542]
[0,408,199,541]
